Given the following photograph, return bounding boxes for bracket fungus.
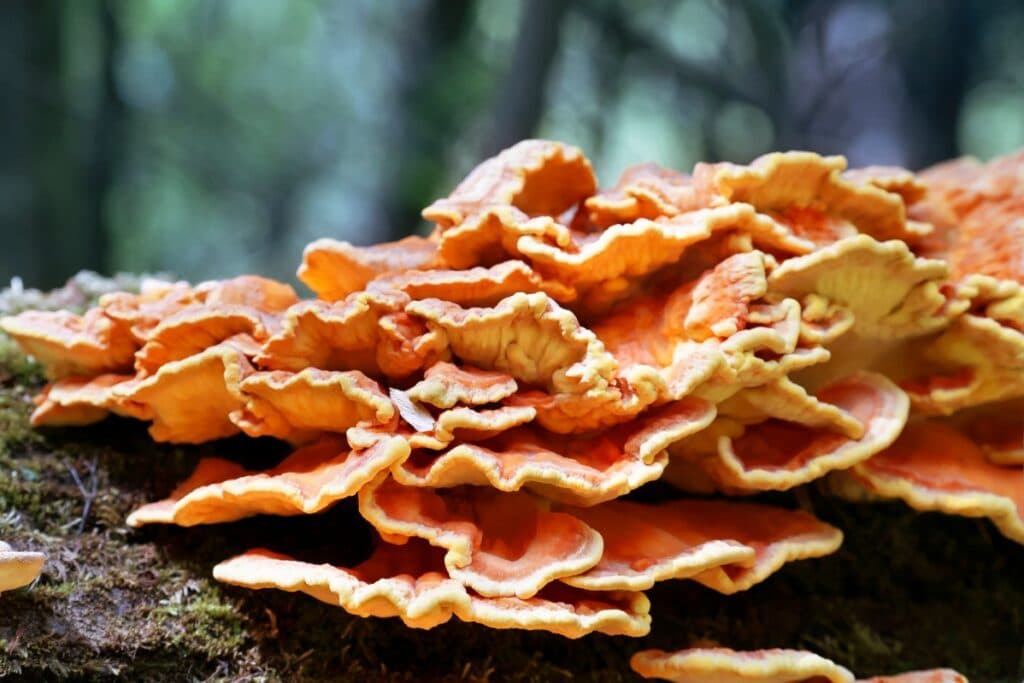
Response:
[0,542,45,594]
[630,647,966,683]
[214,540,650,638]
[838,420,1024,544]
[6,138,1022,667]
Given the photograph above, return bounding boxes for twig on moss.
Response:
[63,457,98,534]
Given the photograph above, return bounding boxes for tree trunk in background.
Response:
[15,0,119,289]
[375,0,476,242]
[481,0,569,157]
[27,1,88,288]
[87,0,122,280]
[0,2,37,285]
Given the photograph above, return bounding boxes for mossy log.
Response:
[0,331,1021,681]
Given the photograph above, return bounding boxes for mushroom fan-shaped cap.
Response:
[0,308,138,379]
[842,420,1024,544]
[112,336,259,443]
[406,292,618,395]
[405,362,519,409]
[676,372,907,492]
[231,368,394,442]
[299,236,438,302]
[902,313,1024,415]
[213,540,650,637]
[584,162,701,228]
[696,151,927,243]
[422,139,596,230]
[630,647,966,683]
[369,260,575,307]
[255,291,447,379]
[0,542,45,593]
[126,433,409,527]
[767,236,956,339]
[392,397,716,505]
[358,476,604,599]
[630,647,855,683]
[515,205,812,293]
[559,499,840,592]
[132,304,281,376]
[30,373,144,427]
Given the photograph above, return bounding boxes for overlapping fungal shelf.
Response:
[1,140,1019,668]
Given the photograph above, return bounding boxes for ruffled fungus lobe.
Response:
[0,542,45,593]
[370,260,575,307]
[584,162,699,228]
[392,398,716,505]
[716,377,863,438]
[697,151,924,244]
[195,275,300,311]
[843,165,927,205]
[515,205,811,293]
[213,541,650,637]
[406,362,518,409]
[767,236,954,338]
[902,313,1024,415]
[127,434,409,527]
[684,503,841,594]
[133,305,280,375]
[796,293,856,348]
[511,254,828,434]
[859,672,967,683]
[256,291,446,378]
[405,405,538,451]
[422,139,596,230]
[98,279,198,340]
[0,308,137,379]
[630,647,855,683]
[630,648,966,683]
[30,373,142,427]
[560,500,830,591]
[592,252,817,394]
[844,421,1024,544]
[231,369,394,441]
[680,372,907,491]
[358,476,604,598]
[114,336,255,443]
[299,236,439,301]
[407,292,617,395]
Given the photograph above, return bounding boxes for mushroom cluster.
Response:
[1,141,1020,662]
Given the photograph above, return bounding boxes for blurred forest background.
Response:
[3,0,1024,289]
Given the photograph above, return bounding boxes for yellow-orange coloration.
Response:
[127,434,409,526]
[561,499,840,592]
[844,421,1024,544]
[213,541,650,637]
[6,138,1023,651]
[630,648,966,683]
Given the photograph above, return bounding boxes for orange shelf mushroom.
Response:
[214,540,650,638]
[5,137,1023,662]
[560,499,841,593]
[838,421,1024,544]
[0,542,45,594]
[630,647,966,683]
[127,434,408,527]
[669,372,908,493]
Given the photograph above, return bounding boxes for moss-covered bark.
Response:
[0,337,1021,682]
